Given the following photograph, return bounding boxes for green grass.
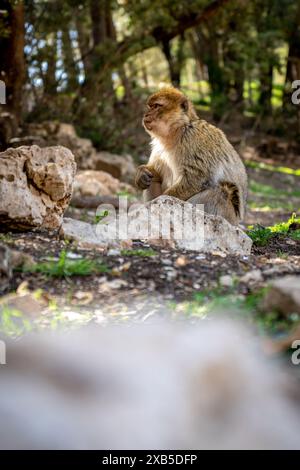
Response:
[121,248,157,257]
[248,200,299,211]
[250,181,300,198]
[179,285,265,320]
[246,160,300,177]
[22,250,109,278]
[247,213,300,246]
[178,286,298,334]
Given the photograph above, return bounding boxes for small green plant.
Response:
[247,214,300,246]
[121,248,157,257]
[290,229,300,241]
[22,250,109,277]
[94,210,109,224]
[247,226,273,246]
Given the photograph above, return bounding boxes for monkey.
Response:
[135,87,247,225]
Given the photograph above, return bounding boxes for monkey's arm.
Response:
[164,175,208,201]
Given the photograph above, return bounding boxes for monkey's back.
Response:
[186,120,248,211]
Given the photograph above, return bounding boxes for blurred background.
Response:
[0,0,299,158]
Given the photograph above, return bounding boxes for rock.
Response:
[0,145,76,230]
[126,196,252,255]
[240,269,263,285]
[1,320,300,449]
[0,244,34,284]
[219,275,234,288]
[21,123,137,181]
[73,170,135,198]
[93,151,136,183]
[60,217,131,250]
[23,122,95,169]
[62,196,251,255]
[262,275,300,316]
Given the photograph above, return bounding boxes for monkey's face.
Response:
[143,87,193,140]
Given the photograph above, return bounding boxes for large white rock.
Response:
[126,196,252,255]
[0,145,76,229]
[61,196,252,255]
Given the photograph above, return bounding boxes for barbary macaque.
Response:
[135,87,247,225]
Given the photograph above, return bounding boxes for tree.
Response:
[0,0,25,146]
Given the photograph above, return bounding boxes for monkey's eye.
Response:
[152,103,162,109]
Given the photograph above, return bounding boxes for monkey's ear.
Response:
[181,98,189,112]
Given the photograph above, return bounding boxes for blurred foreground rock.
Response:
[0,320,299,449]
[0,145,76,230]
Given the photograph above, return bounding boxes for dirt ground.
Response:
[1,150,300,335]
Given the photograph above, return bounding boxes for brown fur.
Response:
[136,87,248,225]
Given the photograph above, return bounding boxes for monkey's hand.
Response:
[135,165,161,190]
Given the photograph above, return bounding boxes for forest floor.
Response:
[1,154,300,341]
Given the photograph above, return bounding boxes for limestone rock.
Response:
[22,122,95,169]
[262,275,300,316]
[93,151,136,184]
[20,122,137,181]
[0,145,76,230]
[127,196,252,255]
[60,217,131,250]
[73,170,135,198]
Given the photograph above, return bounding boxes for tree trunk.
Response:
[43,35,57,95]
[62,27,79,91]
[161,36,184,87]
[0,0,25,146]
[259,64,273,114]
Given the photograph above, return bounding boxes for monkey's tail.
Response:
[219,181,241,217]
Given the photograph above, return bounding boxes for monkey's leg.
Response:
[187,187,239,225]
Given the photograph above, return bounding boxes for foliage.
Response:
[120,248,157,257]
[247,213,300,246]
[22,250,109,277]
[1,0,299,152]
[0,306,32,337]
